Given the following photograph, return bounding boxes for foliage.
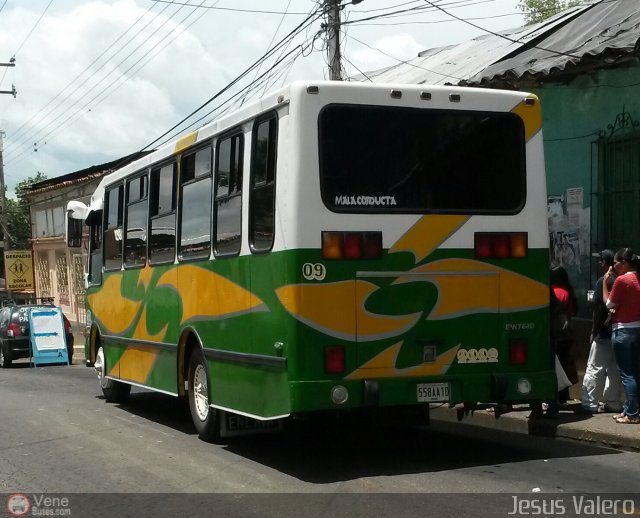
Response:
[518,0,582,25]
[4,172,47,250]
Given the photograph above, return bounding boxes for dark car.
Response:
[0,304,74,368]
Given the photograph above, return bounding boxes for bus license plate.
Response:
[417,383,450,402]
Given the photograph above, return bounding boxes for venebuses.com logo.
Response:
[6,493,71,516]
[7,494,30,516]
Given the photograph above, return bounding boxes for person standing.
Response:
[603,248,640,424]
[579,250,622,413]
[550,266,578,403]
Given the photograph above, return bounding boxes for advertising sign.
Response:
[29,307,69,366]
[4,250,35,290]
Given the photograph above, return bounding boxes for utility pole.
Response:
[0,58,17,97]
[324,0,363,80]
[0,131,9,299]
[0,59,16,298]
[326,0,342,81]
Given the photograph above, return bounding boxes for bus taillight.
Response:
[322,231,382,260]
[325,346,345,374]
[509,340,528,365]
[474,232,528,259]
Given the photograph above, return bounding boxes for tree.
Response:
[518,0,582,25]
[4,172,47,250]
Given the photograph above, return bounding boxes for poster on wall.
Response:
[548,192,583,270]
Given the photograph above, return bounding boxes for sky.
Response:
[0,0,526,196]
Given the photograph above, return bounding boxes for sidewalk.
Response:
[430,402,640,453]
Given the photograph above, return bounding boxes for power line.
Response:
[347,33,465,81]
[5,1,215,167]
[421,0,583,59]
[139,8,323,153]
[12,0,55,58]
[5,1,172,150]
[149,0,308,15]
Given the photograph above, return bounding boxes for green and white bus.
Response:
[67,80,555,441]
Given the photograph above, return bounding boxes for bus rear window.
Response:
[319,104,526,214]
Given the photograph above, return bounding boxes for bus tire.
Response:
[95,344,131,403]
[188,350,221,443]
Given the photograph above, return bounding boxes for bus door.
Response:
[354,265,501,378]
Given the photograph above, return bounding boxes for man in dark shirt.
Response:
[579,250,622,413]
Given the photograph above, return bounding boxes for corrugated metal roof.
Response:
[363,0,639,87]
[471,0,640,85]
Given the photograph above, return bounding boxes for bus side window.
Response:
[215,132,243,257]
[150,162,177,264]
[179,147,212,261]
[124,174,148,267]
[104,185,124,271]
[250,115,277,253]
[88,212,103,286]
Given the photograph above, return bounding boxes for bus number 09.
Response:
[302,263,326,280]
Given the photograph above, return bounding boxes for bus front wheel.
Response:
[95,345,131,403]
[188,350,221,443]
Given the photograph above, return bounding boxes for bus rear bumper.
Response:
[289,370,557,413]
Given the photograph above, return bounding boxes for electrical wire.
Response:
[421,0,584,59]
[140,9,323,152]
[5,1,215,167]
[240,0,294,106]
[347,33,465,82]
[5,0,172,150]
[149,0,308,15]
[12,0,55,58]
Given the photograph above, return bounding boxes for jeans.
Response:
[581,336,622,411]
[612,327,640,418]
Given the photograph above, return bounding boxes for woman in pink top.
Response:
[603,248,640,424]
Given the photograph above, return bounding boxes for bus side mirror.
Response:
[66,214,82,248]
[66,200,88,248]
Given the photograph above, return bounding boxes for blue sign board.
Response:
[29,308,68,366]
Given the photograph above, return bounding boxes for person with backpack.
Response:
[550,266,578,404]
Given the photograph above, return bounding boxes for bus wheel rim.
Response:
[193,363,209,421]
[95,347,112,389]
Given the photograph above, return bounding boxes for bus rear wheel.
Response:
[188,350,221,443]
[95,345,131,403]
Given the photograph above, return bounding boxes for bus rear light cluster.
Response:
[509,340,528,365]
[322,231,382,260]
[474,232,528,259]
[325,346,345,374]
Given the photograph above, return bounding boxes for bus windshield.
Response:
[319,104,526,214]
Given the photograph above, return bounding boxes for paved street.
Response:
[1,363,640,517]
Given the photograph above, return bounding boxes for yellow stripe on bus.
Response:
[394,259,548,319]
[511,96,542,142]
[276,281,420,342]
[87,274,142,335]
[157,265,266,323]
[175,131,198,154]
[389,215,470,263]
[346,341,459,379]
[114,346,159,385]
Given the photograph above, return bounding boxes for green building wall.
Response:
[529,65,640,317]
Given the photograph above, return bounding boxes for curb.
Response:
[429,405,640,454]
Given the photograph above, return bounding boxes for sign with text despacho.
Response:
[4,250,35,290]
